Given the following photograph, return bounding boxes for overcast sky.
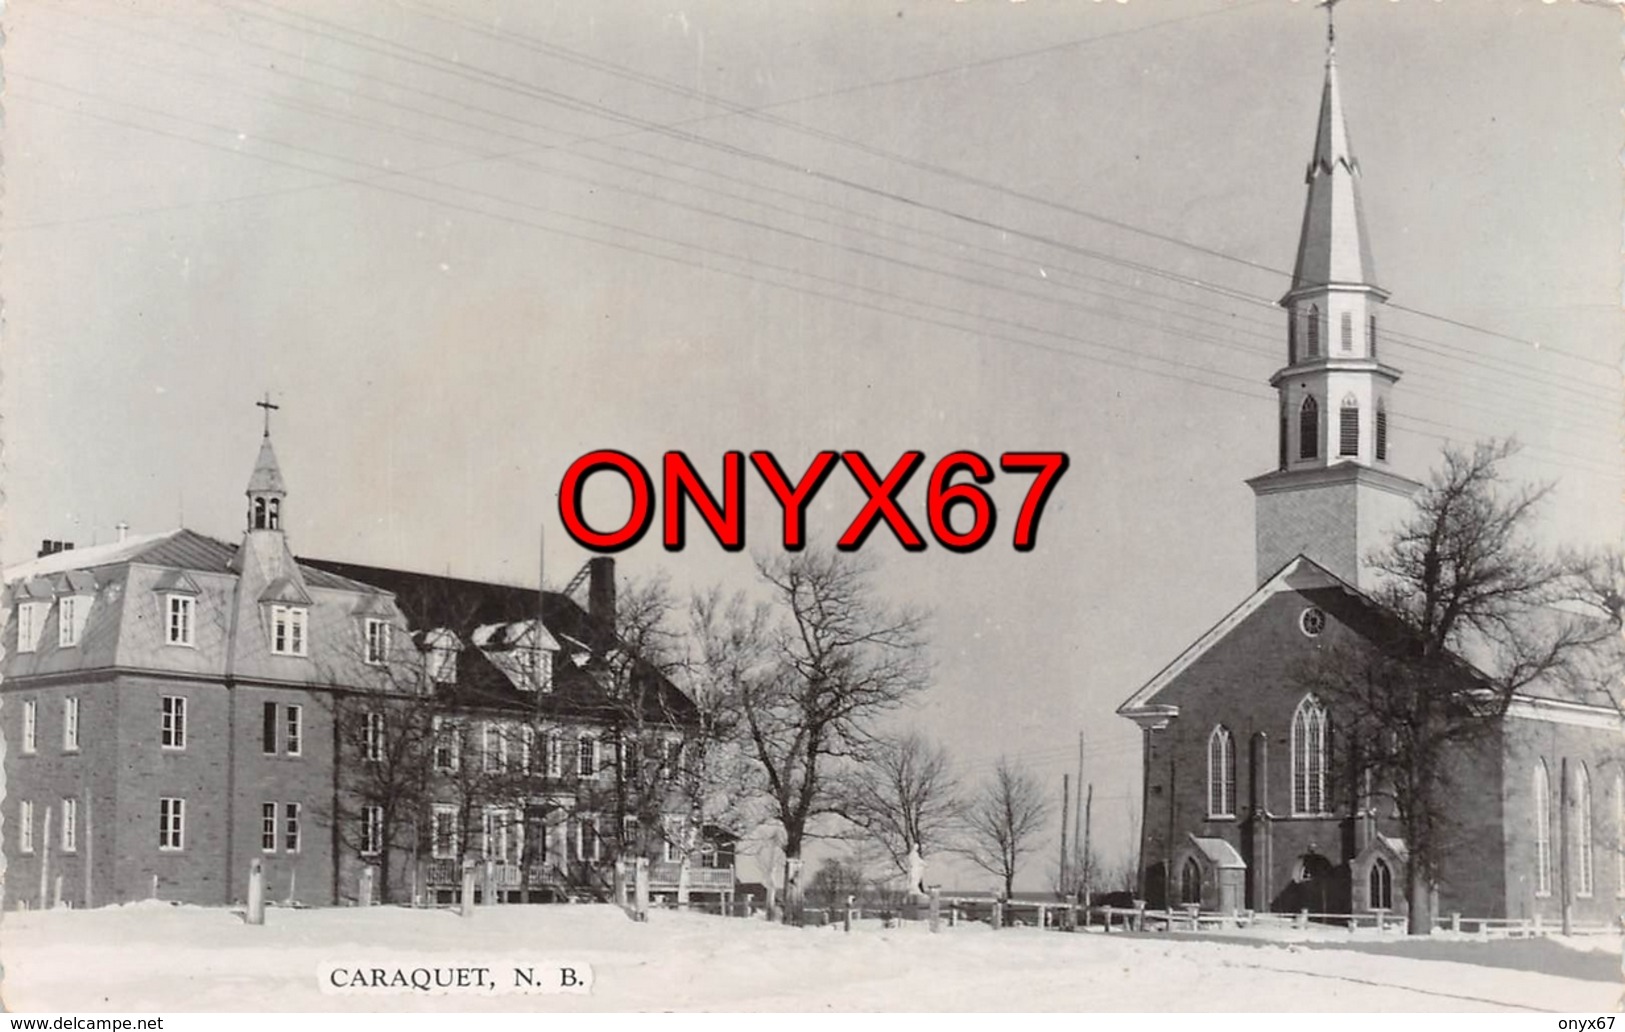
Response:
[3,0,1619,888]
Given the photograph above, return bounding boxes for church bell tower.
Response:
[1246,18,1421,589]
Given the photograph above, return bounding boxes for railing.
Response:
[648,861,735,891]
[422,858,567,888]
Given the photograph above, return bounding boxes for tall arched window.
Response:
[1180,857,1202,906]
[268,497,281,530]
[1207,726,1236,818]
[1534,761,1552,896]
[1368,313,1378,359]
[253,497,267,530]
[1291,695,1328,815]
[1339,395,1360,457]
[1340,312,1353,352]
[1369,857,1393,910]
[1299,395,1320,461]
[1306,305,1321,357]
[1576,764,1594,897]
[1615,772,1623,897]
[1375,402,1389,462]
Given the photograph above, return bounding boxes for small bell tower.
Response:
[247,393,286,533]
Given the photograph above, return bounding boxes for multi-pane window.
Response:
[270,605,308,656]
[364,619,390,665]
[361,805,383,856]
[483,723,509,773]
[22,699,37,754]
[1290,695,1329,815]
[167,595,195,646]
[159,797,185,851]
[1338,397,1360,457]
[577,734,598,778]
[63,697,81,752]
[61,798,78,852]
[432,806,459,859]
[1576,765,1594,898]
[1534,762,1552,896]
[1206,726,1235,818]
[285,802,302,853]
[263,702,301,755]
[577,816,601,862]
[162,696,186,750]
[364,711,385,763]
[519,726,534,772]
[286,705,303,756]
[59,597,81,648]
[663,739,683,782]
[19,801,34,853]
[1298,396,1319,461]
[545,732,563,778]
[17,603,42,653]
[1369,857,1393,910]
[261,803,278,852]
[433,719,460,772]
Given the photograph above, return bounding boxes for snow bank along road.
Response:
[1,903,1618,1012]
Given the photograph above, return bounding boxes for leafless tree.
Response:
[1300,441,1623,933]
[699,549,931,919]
[959,757,1051,900]
[833,731,961,880]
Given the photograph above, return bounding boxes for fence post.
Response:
[459,861,476,918]
[1295,908,1308,930]
[358,866,374,908]
[1449,912,1460,934]
[929,888,941,933]
[992,901,1003,930]
[246,858,265,926]
[634,858,650,922]
[1133,900,1145,932]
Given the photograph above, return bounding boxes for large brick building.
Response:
[2,423,718,909]
[1116,39,1623,923]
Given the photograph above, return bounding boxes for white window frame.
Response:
[17,602,43,653]
[19,801,34,854]
[431,805,459,860]
[61,798,78,852]
[361,804,383,857]
[285,704,303,757]
[63,697,80,753]
[166,594,196,647]
[433,718,460,773]
[484,723,508,773]
[261,802,278,853]
[159,797,185,851]
[162,695,187,750]
[284,802,302,854]
[1290,695,1329,816]
[1206,725,1235,819]
[270,605,309,657]
[22,699,37,755]
[1534,762,1552,897]
[363,710,384,763]
[59,596,82,648]
[577,816,600,862]
[364,618,390,665]
[545,732,562,778]
[577,734,598,779]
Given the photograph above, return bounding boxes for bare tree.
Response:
[1300,441,1622,933]
[959,757,1051,900]
[701,549,931,919]
[328,687,438,903]
[833,731,961,880]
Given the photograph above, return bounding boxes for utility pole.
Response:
[1083,783,1094,908]
[1074,732,1085,894]
[1060,773,1071,898]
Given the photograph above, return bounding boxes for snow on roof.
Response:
[5,529,182,582]
[1189,835,1247,869]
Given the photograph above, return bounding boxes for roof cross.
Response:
[1318,0,1342,57]
[255,392,280,438]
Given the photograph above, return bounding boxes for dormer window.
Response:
[58,595,88,648]
[270,605,308,656]
[16,602,47,653]
[168,596,196,647]
[424,628,459,685]
[364,618,390,665]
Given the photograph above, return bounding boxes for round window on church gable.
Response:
[1299,606,1327,637]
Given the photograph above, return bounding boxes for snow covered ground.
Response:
[1,901,1619,1012]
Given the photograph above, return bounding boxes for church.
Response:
[1,415,718,909]
[1116,36,1624,924]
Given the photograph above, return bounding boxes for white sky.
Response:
[2,0,1620,889]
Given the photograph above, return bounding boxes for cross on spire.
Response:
[1318,0,1342,58]
[255,392,280,438]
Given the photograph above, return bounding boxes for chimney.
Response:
[116,522,130,543]
[37,539,74,558]
[588,557,616,626]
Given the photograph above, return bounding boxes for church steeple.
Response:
[1247,17,1421,590]
[246,394,286,533]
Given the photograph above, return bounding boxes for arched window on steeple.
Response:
[1306,305,1321,357]
[1207,726,1236,818]
[253,497,268,531]
[1339,395,1360,457]
[1291,695,1328,816]
[268,498,281,531]
[1340,312,1353,352]
[1375,402,1389,462]
[1299,395,1320,461]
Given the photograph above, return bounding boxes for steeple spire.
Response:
[246,397,288,532]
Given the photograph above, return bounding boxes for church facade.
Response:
[2,425,712,909]
[1117,42,1624,924]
